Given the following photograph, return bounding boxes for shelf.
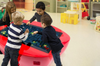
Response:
[87,9,89,10]
[57,6,67,8]
[93,9,100,12]
[91,2,100,4]
[81,2,89,4]
[57,1,66,2]
[56,0,67,13]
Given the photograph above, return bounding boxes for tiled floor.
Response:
[0,10,100,66]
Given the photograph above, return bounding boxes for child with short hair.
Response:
[27,2,52,25]
[0,2,16,26]
[1,12,29,66]
[33,14,63,66]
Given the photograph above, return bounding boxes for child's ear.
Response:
[43,23,45,26]
[44,23,46,26]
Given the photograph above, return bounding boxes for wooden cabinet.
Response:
[25,0,33,10]
[13,0,25,8]
[91,2,100,18]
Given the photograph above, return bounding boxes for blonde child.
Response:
[1,12,29,66]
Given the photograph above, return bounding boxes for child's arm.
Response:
[33,31,48,43]
[33,31,42,35]
[26,15,36,25]
[0,20,6,26]
[0,14,10,26]
[41,31,48,43]
[19,29,29,41]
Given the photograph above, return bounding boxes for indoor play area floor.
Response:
[0,10,100,66]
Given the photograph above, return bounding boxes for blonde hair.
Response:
[12,12,24,23]
[3,2,16,22]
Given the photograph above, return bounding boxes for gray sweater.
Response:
[29,12,52,22]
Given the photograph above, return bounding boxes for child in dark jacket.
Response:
[33,14,63,66]
[0,2,16,26]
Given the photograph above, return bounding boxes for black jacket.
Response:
[0,13,10,26]
[38,26,63,52]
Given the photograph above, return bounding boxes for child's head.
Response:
[41,14,52,28]
[36,2,45,15]
[3,2,16,22]
[12,12,24,26]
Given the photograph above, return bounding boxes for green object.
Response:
[1,31,6,35]
[0,9,5,19]
[60,4,67,7]
[30,31,34,35]
[33,41,37,43]
[6,34,8,36]
[90,22,95,24]
[43,44,47,47]
[96,27,97,30]
[31,32,33,34]
[31,44,34,46]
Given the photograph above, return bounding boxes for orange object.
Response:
[25,0,33,10]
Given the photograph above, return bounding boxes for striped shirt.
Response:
[6,23,28,50]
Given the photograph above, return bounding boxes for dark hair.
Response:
[41,14,52,26]
[36,2,45,10]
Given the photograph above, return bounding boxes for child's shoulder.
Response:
[44,12,49,15]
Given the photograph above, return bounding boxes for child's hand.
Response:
[33,31,38,35]
[24,29,29,35]
[26,21,30,25]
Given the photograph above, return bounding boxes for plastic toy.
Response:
[1,31,6,34]
[33,41,37,43]
[0,9,5,19]
[96,26,100,31]
[30,31,35,35]
[61,11,78,25]
[0,20,70,66]
[95,16,100,32]
[70,2,82,21]
[69,2,90,20]
[90,19,96,24]
[43,44,49,50]
[60,4,67,8]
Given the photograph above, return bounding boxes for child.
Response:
[1,12,29,66]
[27,2,52,25]
[33,14,63,66]
[0,2,16,26]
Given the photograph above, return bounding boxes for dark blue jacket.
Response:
[38,26,63,52]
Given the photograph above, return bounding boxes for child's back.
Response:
[42,26,63,52]
[6,23,28,49]
[1,12,29,66]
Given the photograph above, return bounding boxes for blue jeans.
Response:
[52,50,62,66]
[1,47,19,66]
